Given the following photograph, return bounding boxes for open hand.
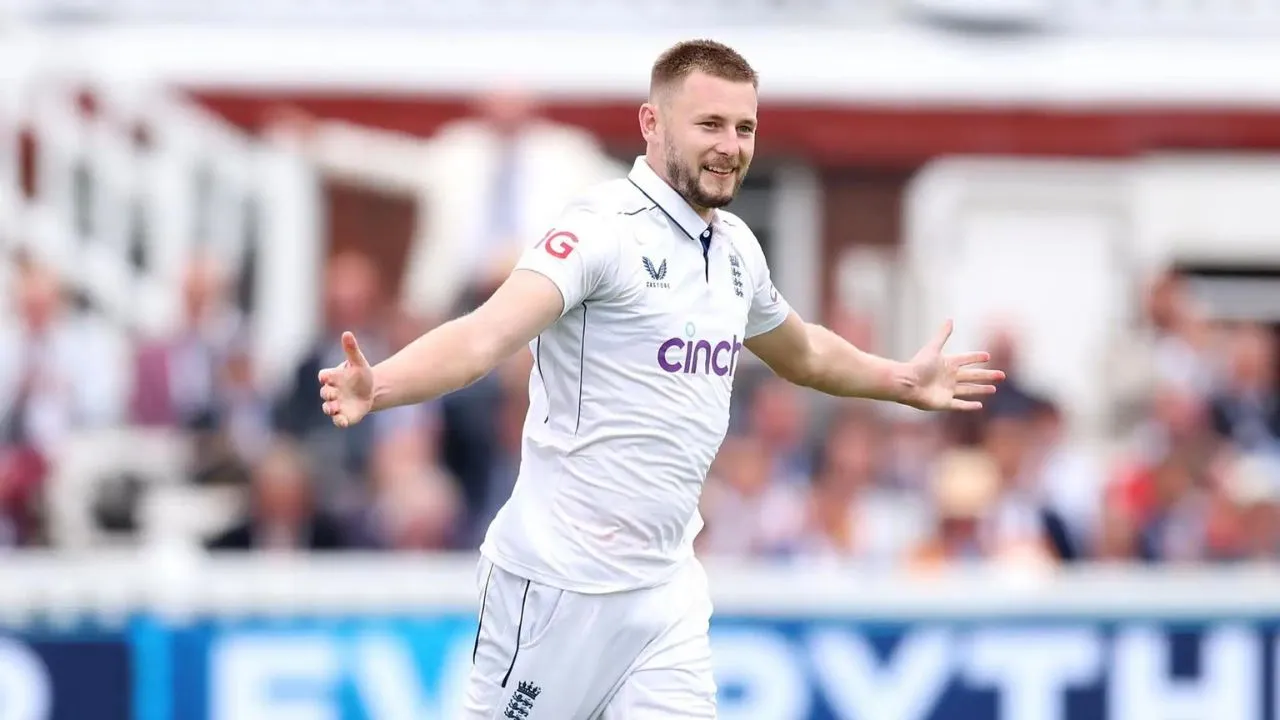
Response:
[900,320,1005,412]
[317,331,374,428]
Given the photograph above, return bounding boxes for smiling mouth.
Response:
[703,166,735,177]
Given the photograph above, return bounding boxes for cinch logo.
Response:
[658,335,742,376]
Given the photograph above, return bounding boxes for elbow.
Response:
[783,322,824,388]
[792,358,820,389]
[752,325,823,388]
[790,333,831,388]
[774,351,820,388]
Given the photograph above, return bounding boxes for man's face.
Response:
[324,253,378,330]
[17,265,61,332]
[653,71,757,210]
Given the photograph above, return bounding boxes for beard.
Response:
[664,142,745,211]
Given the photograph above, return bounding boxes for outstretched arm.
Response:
[318,269,563,427]
[320,208,616,428]
[745,313,1004,411]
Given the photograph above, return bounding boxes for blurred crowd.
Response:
[703,275,1280,570]
[2,90,1279,569]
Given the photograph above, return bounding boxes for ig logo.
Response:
[540,230,579,259]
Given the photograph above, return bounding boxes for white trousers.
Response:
[461,556,717,719]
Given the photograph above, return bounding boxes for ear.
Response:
[638,102,659,143]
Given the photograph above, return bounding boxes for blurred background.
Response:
[5,2,1280,719]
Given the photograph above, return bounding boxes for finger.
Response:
[333,414,349,429]
[342,331,369,368]
[928,319,955,353]
[322,401,338,416]
[949,398,984,411]
[956,368,1006,384]
[318,368,338,385]
[955,383,998,398]
[950,351,991,368]
[320,386,338,402]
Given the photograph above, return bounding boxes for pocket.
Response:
[518,581,571,649]
[475,558,494,595]
[471,561,496,665]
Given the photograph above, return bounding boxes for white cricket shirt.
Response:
[479,157,792,593]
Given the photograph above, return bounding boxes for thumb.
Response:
[342,331,369,367]
[927,319,954,354]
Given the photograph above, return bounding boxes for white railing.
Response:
[0,0,896,29]
[1053,0,1280,34]
[9,0,1280,34]
[0,68,322,393]
[908,0,1280,34]
[2,552,1280,621]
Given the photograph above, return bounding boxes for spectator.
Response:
[0,251,127,455]
[273,251,388,512]
[697,436,806,559]
[1024,398,1103,561]
[1109,269,1217,432]
[0,252,126,547]
[207,439,350,552]
[129,250,242,429]
[794,406,928,566]
[0,446,48,547]
[1094,503,1140,563]
[351,415,463,550]
[191,332,274,487]
[881,404,944,492]
[980,413,1066,566]
[909,449,1001,571]
[373,473,464,552]
[1204,451,1280,562]
[744,377,814,487]
[945,324,1040,447]
[910,446,1058,573]
[1133,445,1212,563]
[1209,323,1280,453]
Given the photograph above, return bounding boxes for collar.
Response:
[627,156,714,242]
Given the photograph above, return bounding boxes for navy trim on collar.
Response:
[626,157,714,243]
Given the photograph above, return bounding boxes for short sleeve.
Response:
[514,210,617,317]
[745,245,792,339]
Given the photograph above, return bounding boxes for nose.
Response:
[713,130,740,159]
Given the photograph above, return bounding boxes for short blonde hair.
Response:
[650,39,758,100]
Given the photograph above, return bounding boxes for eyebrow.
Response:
[698,114,757,129]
